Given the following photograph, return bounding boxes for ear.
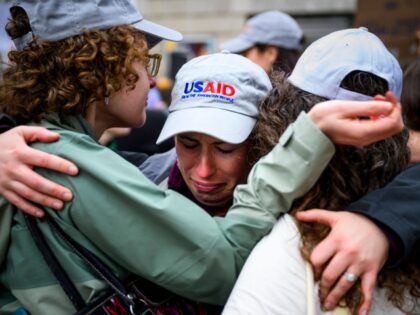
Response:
[265,46,279,64]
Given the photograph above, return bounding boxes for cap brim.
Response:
[133,19,183,48]
[220,36,254,53]
[156,107,256,144]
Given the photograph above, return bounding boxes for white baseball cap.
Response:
[156,52,272,144]
[11,0,182,50]
[288,27,402,101]
[220,11,303,53]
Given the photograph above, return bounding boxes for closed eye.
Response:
[217,147,236,154]
[182,142,198,149]
[177,136,199,150]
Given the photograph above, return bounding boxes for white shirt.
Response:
[223,214,407,315]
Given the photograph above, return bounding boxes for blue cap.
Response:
[10,0,182,50]
[220,11,303,53]
[288,27,402,101]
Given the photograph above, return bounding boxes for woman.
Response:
[223,29,420,315]
[220,11,303,73]
[0,1,357,313]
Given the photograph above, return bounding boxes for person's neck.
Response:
[85,102,110,139]
[409,129,420,163]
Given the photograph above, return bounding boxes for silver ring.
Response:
[343,271,358,283]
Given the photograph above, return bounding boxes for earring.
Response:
[104,96,109,105]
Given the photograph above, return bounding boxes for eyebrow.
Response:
[178,134,227,145]
[178,134,197,142]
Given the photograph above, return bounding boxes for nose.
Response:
[196,154,216,179]
[148,75,156,89]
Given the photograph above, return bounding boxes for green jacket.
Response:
[0,112,334,315]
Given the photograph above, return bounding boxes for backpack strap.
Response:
[24,214,86,310]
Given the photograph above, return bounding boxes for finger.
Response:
[347,111,403,145]
[318,253,352,303]
[17,147,78,175]
[16,126,61,143]
[295,209,338,227]
[338,101,393,118]
[11,166,73,202]
[358,272,376,315]
[323,268,360,310]
[9,180,65,210]
[2,190,45,218]
[310,234,338,269]
[384,91,398,105]
[373,94,386,101]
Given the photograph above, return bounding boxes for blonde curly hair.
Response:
[0,7,148,124]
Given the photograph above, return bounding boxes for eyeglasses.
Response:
[147,53,162,77]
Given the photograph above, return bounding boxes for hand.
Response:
[296,209,389,315]
[308,91,403,147]
[99,127,131,145]
[0,126,79,217]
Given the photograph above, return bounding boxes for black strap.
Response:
[24,214,86,310]
[25,213,135,310]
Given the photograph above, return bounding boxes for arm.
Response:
[2,94,402,215]
[0,127,78,216]
[30,112,334,305]
[37,96,402,304]
[347,163,420,263]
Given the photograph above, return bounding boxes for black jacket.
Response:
[348,164,420,266]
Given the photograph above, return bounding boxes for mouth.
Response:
[192,180,223,193]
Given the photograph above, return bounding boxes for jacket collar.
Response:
[37,113,98,141]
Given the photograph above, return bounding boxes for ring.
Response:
[343,271,358,283]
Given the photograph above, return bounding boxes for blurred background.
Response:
[2,0,419,86]
[139,0,420,82]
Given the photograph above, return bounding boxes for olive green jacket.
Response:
[0,112,334,315]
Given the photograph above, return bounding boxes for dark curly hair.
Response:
[248,71,420,314]
[0,6,148,124]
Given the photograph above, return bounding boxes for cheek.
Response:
[223,154,250,183]
[176,148,196,173]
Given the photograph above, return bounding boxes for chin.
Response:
[138,109,147,127]
[131,114,146,128]
[196,197,231,208]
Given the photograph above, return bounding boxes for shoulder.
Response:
[31,127,100,155]
[139,148,177,184]
[224,215,308,315]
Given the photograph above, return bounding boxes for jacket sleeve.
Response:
[347,163,420,266]
[33,112,335,305]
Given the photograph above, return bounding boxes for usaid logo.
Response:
[181,81,236,103]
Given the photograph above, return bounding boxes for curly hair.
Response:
[249,71,420,314]
[0,7,148,124]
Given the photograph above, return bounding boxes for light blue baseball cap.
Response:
[288,27,402,101]
[156,52,272,144]
[220,11,303,53]
[10,0,182,50]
